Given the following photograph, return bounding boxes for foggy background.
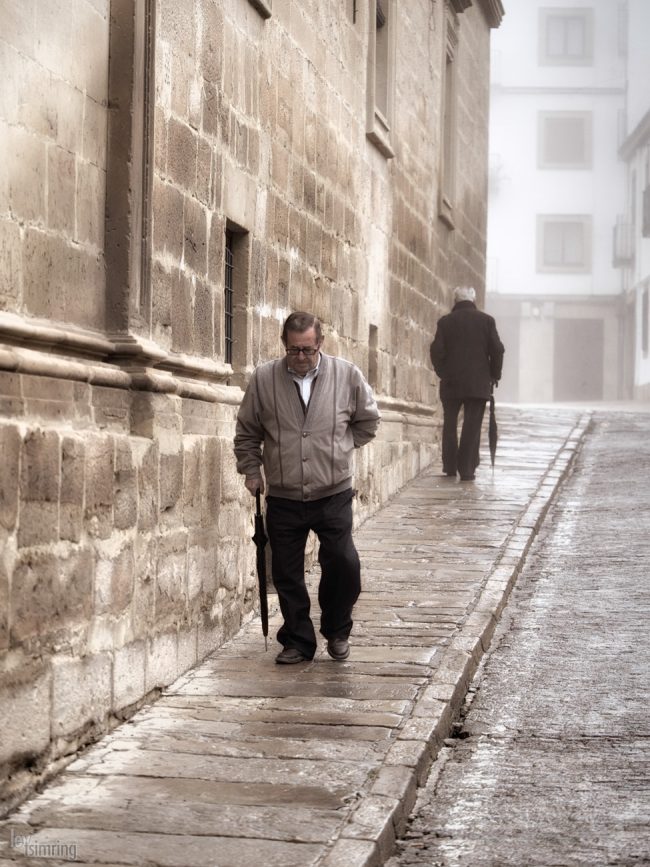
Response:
[484,0,650,404]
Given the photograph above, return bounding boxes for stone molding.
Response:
[0,313,238,403]
[0,344,243,406]
[477,0,504,28]
[448,0,504,28]
[376,394,436,419]
[0,312,115,358]
[0,351,437,418]
[0,315,438,418]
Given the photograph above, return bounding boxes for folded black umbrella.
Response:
[252,488,269,649]
[489,394,498,468]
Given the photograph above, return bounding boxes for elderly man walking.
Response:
[430,287,505,481]
[234,312,380,664]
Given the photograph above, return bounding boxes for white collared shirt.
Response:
[289,356,321,406]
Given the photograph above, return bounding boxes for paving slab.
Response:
[0,406,589,867]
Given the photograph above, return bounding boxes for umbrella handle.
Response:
[255,487,261,515]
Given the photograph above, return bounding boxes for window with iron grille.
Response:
[224,229,234,365]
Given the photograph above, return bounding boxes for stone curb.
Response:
[326,412,592,867]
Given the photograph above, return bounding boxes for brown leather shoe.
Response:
[326,638,350,661]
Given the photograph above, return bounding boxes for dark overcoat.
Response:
[429,300,505,401]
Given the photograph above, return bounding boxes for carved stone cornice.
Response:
[478,0,505,28]
[447,0,505,28]
[448,0,473,12]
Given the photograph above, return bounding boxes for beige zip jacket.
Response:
[234,353,380,501]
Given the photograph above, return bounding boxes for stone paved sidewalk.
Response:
[0,406,588,867]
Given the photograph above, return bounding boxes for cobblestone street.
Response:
[389,409,650,867]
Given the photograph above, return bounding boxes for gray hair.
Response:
[453,286,476,303]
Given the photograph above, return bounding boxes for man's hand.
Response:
[245,476,264,496]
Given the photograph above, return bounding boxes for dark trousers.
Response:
[441,397,487,479]
[265,489,361,658]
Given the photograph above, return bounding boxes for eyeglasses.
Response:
[285,346,319,356]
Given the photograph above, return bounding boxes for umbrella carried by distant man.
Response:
[430,286,505,481]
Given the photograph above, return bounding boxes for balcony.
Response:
[612,216,634,268]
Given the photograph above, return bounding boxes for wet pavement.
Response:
[0,406,590,867]
[388,410,650,866]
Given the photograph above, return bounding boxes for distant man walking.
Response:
[430,286,505,481]
[234,312,380,664]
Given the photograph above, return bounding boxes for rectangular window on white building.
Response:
[539,8,594,66]
[538,112,592,169]
[537,215,592,272]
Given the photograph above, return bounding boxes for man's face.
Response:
[284,326,322,375]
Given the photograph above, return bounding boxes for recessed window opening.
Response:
[365,0,395,158]
[375,1,389,118]
[225,229,235,365]
[368,324,379,390]
[442,51,455,204]
[438,19,458,228]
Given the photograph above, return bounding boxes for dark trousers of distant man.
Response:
[265,488,361,659]
[441,397,487,480]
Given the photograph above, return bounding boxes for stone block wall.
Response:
[0,0,108,327]
[0,373,247,811]
[0,0,501,811]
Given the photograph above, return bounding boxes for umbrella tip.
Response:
[264,636,268,651]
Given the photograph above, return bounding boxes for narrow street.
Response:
[0,407,587,867]
[388,410,650,867]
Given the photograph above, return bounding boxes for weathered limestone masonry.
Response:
[0,0,503,812]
